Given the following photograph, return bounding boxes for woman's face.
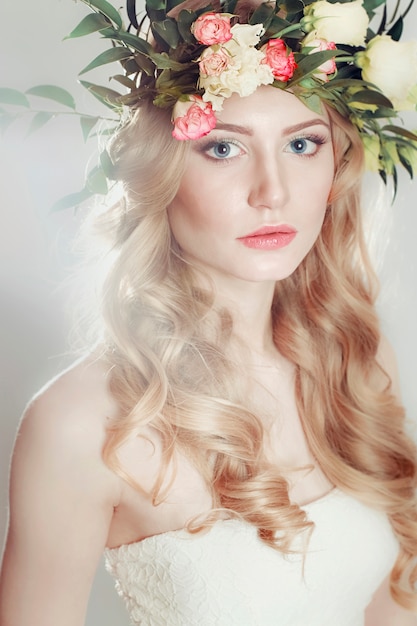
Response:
[167,86,335,288]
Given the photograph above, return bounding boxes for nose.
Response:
[247,156,289,211]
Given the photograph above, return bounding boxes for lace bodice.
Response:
[104,489,399,625]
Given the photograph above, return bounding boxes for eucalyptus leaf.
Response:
[0,88,30,107]
[250,3,275,27]
[295,49,344,77]
[51,187,94,212]
[387,15,403,41]
[101,30,153,55]
[86,164,108,194]
[392,165,398,198]
[79,80,123,110]
[383,125,417,141]
[26,85,76,109]
[81,0,122,28]
[112,74,137,89]
[0,112,17,133]
[79,48,133,75]
[65,13,110,39]
[131,52,156,76]
[177,10,198,43]
[397,147,414,178]
[80,115,100,141]
[149,51,190,71]
[146,0,167,10]
[27,111,55,135]
[99,148,117,179]
[348,89,393,108]
[153,19,181,49]
[279,0,304,15]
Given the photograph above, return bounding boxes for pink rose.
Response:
[192,13,233,45]
[172,96,217,141]
[261,39,297,82]
[199,47,231,77]
[306,38,337,80]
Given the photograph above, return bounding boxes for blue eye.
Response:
[204,140,242,160]
[287,136,325,156]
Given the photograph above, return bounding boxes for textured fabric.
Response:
[104,489,399,626]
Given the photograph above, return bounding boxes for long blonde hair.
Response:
[83,98,417,609]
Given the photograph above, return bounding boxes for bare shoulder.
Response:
[10,352,123,517]
[19,354,120,466]
[0,354,122,625]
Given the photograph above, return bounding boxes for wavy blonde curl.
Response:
[87,98,417,608]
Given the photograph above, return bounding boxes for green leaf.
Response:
[295,49,343,77]
[279,0,304,15]
[0,112,17,133]
[149,51,188,71]
[250,3,275,27]
[86,164,108,194]
[387,16,403,41]
[397,147,414,178]
[26,85,76,109]
[177,10,198,43]
[79,80,123,109]
[146,0,167,11]
[80,115,100,141]
[79,47,133,75]
[348,89,393,108]
[51,187,94,212]
[131,50,156,75]
[65,13,110,39]
[111,74,137,89]
[383,125,417,141]
[27,111,54,135]
[81,0,122,28]
[99,148,116,179]
[0,88,29,107]
[101,29,154,55]
[153,19,181,49]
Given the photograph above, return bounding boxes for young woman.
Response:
[1,0,417,624]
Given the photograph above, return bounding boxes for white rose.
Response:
[200,39,273,108]
[230,22,264,47]
[356,35,417,110]
[303,0,369,47]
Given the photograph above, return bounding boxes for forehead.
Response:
[215,86,330,132]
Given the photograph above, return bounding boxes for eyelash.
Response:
[286,134,328,158]
[196,132,329,163]
[197,139,244,163]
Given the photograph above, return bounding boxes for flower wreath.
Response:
[1,0,417,207]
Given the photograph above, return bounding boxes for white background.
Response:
[0,1,416,624]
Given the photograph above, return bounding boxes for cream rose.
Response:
[303,0,369,47]
[356,35,417,110]
[199,46,231,76]
[229,22,265,47]
[199,28,274,110]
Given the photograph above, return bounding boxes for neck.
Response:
[212,277,278,358]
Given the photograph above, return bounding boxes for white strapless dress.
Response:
[104,489,399,625]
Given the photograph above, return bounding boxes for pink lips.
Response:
[237,225,297,250]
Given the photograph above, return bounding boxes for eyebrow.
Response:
[214,118,330,136]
